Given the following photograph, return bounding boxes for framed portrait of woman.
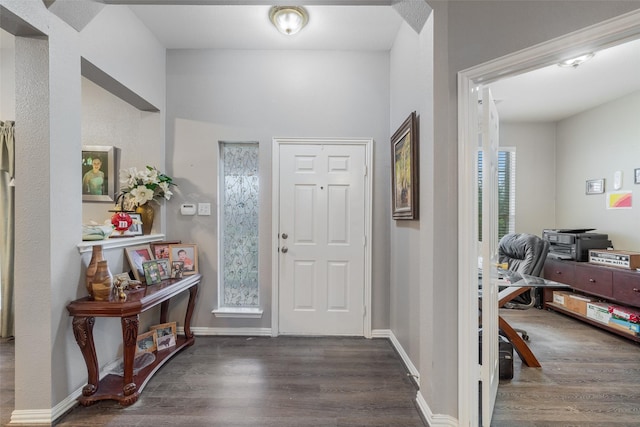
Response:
[82,145,116,202]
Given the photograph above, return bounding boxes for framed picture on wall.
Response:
[586,178,605,195]
[391,111,419,220]
[82,145,116,202]
[635,168,640,184]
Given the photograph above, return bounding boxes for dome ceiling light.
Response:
[558,53,595,68]
[269,6,309,35]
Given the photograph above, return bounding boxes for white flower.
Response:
[117,165,176,208]
[131,185,155,205]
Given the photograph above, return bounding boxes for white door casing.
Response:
[272,138,373,337]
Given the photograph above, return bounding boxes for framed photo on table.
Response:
[168,244,198,275]
[124,244,154,282]
[391,111,419,220]
[82,145,116,202]
[136,330,157,354]
[150,322,177,351]
[150,240,181,260]
[142,260,162,285]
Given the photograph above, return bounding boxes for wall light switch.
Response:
[198,203,211,216]
[614,170,622,190]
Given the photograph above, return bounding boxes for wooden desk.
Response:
[67,274,201,406]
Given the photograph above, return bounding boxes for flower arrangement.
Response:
[117,166,176,209]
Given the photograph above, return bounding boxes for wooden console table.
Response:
[67,274,201,406]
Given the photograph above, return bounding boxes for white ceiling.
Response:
[4,4,639,123]
[128,5,403,50]
[488,38,640,122]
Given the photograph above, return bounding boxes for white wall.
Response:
[500,122,557,236]
[165,49,391,329]
[556,91,640,251]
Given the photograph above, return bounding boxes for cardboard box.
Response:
[586,302,611,324]
[565,294,593,316]
[552,290,572,307]
[609,317,640,335]
[608,305,640,323]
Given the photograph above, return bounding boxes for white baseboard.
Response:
[178,326,273,336]
[416,391,459,427]
[9,409,52,425]
[375,329,459,427]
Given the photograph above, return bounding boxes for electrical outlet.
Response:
[198,203,211,216]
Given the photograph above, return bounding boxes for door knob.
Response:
[281,246,288,253]
[281,233,288,239]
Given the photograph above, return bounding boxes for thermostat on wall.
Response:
[180,204,196,216]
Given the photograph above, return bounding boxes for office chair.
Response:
[497,233,550,340]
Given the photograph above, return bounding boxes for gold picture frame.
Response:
[150,322,177,351]
[168,244,198,275]
[391,111,419,220]
[136,330,157,354]
[124,244,154,283]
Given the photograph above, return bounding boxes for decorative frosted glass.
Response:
[221,143,259,307]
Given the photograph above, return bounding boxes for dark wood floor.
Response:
[493,308,640,426]
[1,336,424,427]
[2,309,640,426]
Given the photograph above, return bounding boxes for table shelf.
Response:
[67,274,201,406]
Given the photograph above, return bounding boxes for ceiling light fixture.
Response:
[269,6,308,35]
[558,53,595,68]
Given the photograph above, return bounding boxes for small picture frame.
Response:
[150,322,177,351]
[124,244,154,283]
[634,168,640,184]
[156,259,171,281]
[168,244,198,275]
[126,213,144,236]
[82,145,116,202]
[391,111,419,220]
[171,261,184,279]
[586,178,605,194]
[142,260,162,285]
[136,330,157,354]
[151,240,182,260]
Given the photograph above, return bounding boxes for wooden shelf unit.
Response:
[543,258,640,343]
[67,274,201,406]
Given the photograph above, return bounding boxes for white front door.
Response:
[276,141,367,335]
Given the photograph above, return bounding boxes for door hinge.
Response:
[364,165,368,176]
[363,236,366,247]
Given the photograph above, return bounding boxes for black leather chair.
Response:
[497,233,550,340]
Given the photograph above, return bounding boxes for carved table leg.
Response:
[121,315,140,402]
[184,284,199,341]
[160,300,170,324]
[72,316,99,396]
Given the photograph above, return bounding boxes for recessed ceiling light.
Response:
[269,6,309,35]
[558,53,595,68]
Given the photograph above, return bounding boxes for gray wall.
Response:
[2,0,166,414]
[500,122,557,236]
[556,91,640,250]
[430,0,640,418]
[165,49,392,329]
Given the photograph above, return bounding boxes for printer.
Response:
[542,229,611,262]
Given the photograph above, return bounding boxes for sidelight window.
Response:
[218,142,260,310]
